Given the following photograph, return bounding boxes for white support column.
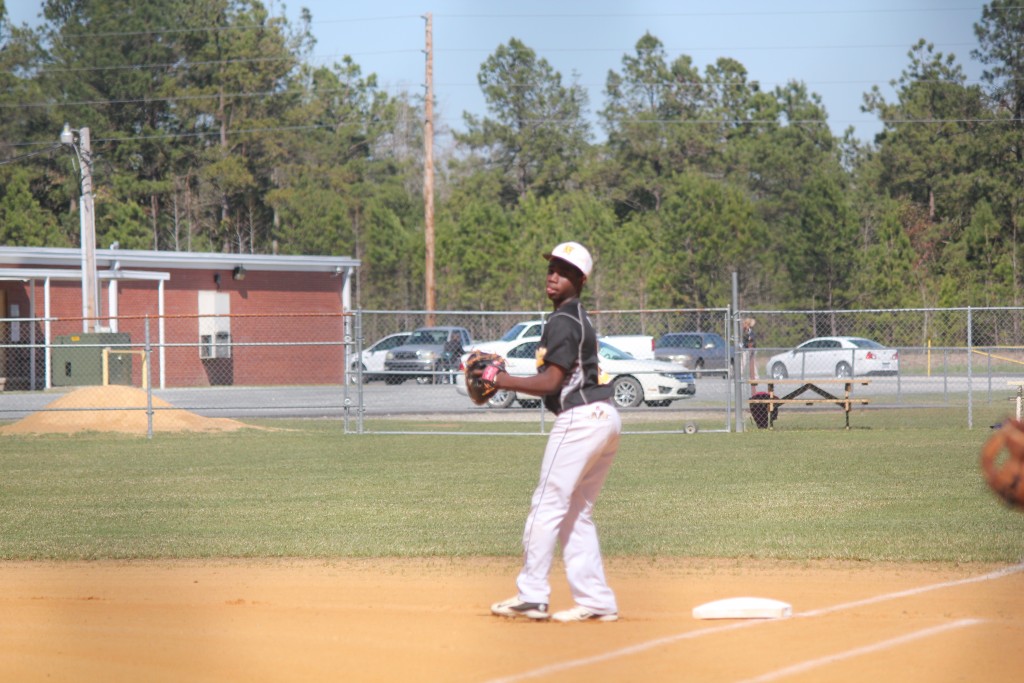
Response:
[44,277,52,389]
[342,266,353,312]
[158,279,166,389]
[108,279,119,332]
[28,283,36,390]
[342,266,354,344]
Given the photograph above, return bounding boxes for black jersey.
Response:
[538,299,613,414]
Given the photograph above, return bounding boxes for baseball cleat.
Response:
[551,605,618,622]
[490,597,550,620]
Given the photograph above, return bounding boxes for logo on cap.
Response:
[544,241,593,277]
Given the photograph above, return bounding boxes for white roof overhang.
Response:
[0,246,359,274]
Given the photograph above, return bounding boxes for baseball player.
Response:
[486,241,622,622]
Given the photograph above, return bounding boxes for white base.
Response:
[692,596,792,620]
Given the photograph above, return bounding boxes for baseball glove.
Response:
[464,350,507,406]
[980,419,1024,508]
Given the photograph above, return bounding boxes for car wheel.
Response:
[835,361,852,378]
[612,376,644,408]
[487,389,516,409]
[771,363,788,380]
[517,399,541,409]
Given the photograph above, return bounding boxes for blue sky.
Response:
[6,1,988,142]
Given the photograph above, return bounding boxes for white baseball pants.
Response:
[516,401,621,612]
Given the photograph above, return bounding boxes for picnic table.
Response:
[747,379,871,429]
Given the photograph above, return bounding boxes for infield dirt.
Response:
[0,557,1020,682]
[0,386,254,435]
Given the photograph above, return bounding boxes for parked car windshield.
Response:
[657,334,704,349]
[508,342,539,359]
[680,335,703,348]
[407,330,449,344]
[848,338,884,349]
[598,342,635,361]
[500,323,529,342]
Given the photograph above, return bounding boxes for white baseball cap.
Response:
[544,241,593,278]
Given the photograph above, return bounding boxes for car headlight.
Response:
[386,351,395,360]
[418,350,437,360]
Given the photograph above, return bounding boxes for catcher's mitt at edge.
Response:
[981,419,1024,509]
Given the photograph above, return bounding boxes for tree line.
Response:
[0,0,1021,314]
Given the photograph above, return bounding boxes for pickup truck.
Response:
[470,320,545,356]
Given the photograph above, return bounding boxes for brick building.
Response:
[0,246,359,390]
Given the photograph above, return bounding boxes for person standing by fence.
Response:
[743,318,757,392]
[442,330,463,384]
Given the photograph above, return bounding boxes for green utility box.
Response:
[52,332,133,387]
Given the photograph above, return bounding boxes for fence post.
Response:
[145,316,153,440]
[732,271,743,433]
[966,306,973,429]
[347,310,364,435]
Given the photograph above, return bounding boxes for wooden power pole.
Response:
[423,13,436,323]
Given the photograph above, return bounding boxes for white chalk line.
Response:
[481,562,1024,683]
[732,618,983,683]
[482,618,769,683]
[794,562,1024,619]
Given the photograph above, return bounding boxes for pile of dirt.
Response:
[0,385,255,435]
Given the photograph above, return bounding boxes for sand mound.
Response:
[0,385,256,435]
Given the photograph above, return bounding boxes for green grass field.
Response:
[1,418,1022,563]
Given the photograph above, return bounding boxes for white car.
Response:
[599,334,655,360]
[469,319,545,357]
[765,336,899,379]
[349,332,411,383]
[456,340,696,409]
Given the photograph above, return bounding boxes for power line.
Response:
[4,115,1017,151]
[0,83,395,109]
[0,143,62,166]
[33,7,997,41]
[2,74,1001,112]
[3,123,350,149]
[48,14,423,40]
[2,5,1002,145]
[16,37,977,77]
[440,7,996,19]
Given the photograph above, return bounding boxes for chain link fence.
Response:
[747,308,1024,425]
[0,307,1021,435]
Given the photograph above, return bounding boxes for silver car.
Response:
[384,326,472,384]
[654,331,731,377]
[765,336,899,379]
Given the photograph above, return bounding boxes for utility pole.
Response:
[62,124,99,333]
[80,127,98,332]
[423,12,436,324]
